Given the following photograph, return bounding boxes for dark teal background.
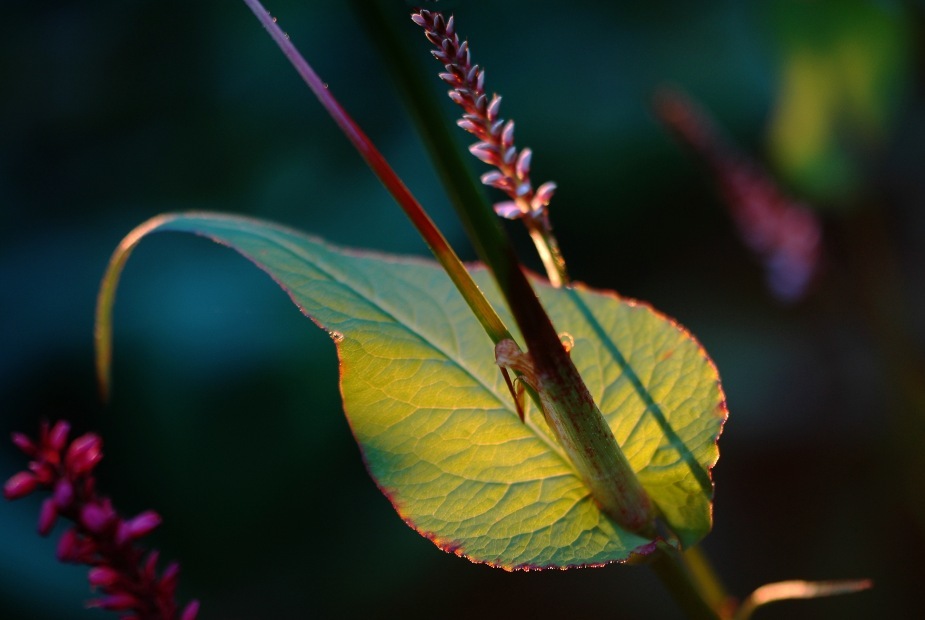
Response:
[2,1,923,618]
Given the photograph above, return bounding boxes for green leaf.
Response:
[97,212,727,570]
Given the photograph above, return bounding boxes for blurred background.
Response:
[2,0,923,617]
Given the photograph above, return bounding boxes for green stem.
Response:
[684,545,733,615]
[651,545,723,620]
[525,217,569,287]
[357,0,655,534]
[243,6,730,619]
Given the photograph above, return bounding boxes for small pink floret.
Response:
[181,599,201,620]
[3,471,38,500]
[38,498,58,536]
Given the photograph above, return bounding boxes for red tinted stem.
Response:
[241,0,510,345]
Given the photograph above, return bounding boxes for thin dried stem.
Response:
[733,579,873,620]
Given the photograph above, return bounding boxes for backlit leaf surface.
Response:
[98,212,726,569]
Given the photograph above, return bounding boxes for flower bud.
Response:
[38,498,58,536]
[48,420,71,452]
[65,433,103,476]
[116,510,162,544]
[181,600,201,620]
[81,501,115,534]
[56,527,80,562]
[3,471,38,500]
[53,477,74,509]
[88,566,121,589]
[11,432,36,456]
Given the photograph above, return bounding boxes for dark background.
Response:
[2,0,923,618]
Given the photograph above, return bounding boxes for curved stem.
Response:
[733,579,872,620]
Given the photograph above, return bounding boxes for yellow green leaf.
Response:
[97,212,727,569]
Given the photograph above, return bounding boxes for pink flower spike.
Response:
[38,497,58,536]
[414,7,568,287]
[181,599,201,620]
[3,471,38,500]
[7,419,198,617]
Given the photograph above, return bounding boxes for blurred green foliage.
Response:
[766,0,910,204]
[2,0,923,618]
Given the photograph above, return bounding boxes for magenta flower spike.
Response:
[4,420,199,620]
[412,9,570,287]
[655,88,823,302]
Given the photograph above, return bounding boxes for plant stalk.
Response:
[651,545,724,620]
[526,219,569,287]
[240,0,510,347]
[684,545,734,615]
[353,0,655,534]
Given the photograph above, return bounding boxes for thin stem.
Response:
[240,0,510,346]
[733,579,872,620]
[247,0,655,536]
[394,6,654,533]
[684,545,733,615]
[650,546,723,620]
[527,221,568,287]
